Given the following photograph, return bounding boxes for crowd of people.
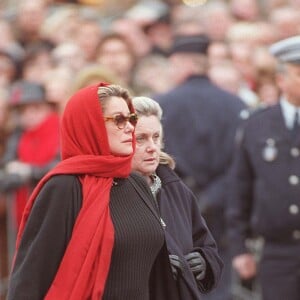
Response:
[0,0,300,299]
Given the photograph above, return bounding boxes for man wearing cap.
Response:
[227,35,300,300]
[0,80,60,231]
[154,34,245,300]
[125,0,172,57]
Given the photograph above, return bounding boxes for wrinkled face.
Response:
[103,96,135,156]
[132,115,162,176]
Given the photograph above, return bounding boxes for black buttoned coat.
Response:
[154,75,246,247]
[150,165,223,300]
[227,103,300,256]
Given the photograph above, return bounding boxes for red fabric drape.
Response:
[15,112,60,228]
[14,83,135,300]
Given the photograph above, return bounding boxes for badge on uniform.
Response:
[262,138,278,162]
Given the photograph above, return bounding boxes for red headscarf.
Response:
[14,83,135,299]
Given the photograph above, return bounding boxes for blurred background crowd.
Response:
[0,0,300,299]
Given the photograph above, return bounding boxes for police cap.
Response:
[269,35,300,64]
[169,34,210,56]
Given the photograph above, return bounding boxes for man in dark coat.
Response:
[154,34,246,300]
[227,35,300,300]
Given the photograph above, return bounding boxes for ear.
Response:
[275,73,285,91]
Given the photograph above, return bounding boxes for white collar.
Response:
[280,97,300,129]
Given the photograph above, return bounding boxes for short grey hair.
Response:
[132,96,175,169]
[132,96,162,120]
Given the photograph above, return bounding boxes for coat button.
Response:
[289,204,299,214]
[290,147,300,157]
[239,109,250,120]
[289,175,299,185]
[292,230,300,240]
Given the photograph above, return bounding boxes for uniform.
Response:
[153,33,246,300]
[228,103,300,299]
[228,35,300,300]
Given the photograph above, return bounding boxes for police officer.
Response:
[227,35,300,300]
[154,33,246,300]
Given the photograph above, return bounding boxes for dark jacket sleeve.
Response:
[0,130,21,167]
[227,125,254,257]
[30,152,61,182]
[0,129,61,192]
[7,175,82,300]
[0,152,61,193]
[185,184,223,292]
[0,131,23,192]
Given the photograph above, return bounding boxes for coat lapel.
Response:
[128,174,162,225]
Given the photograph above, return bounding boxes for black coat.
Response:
[151,165,223,300]
[8,173,170,300]
[227,103,300,256]
[154,75,245,246]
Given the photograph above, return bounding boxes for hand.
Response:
[185,251,207,281]
[5,161,32,180]
[232,253,257,280]
[169,254,182,280]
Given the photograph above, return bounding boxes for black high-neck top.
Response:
[103,177,165,299]
[7,174,164,300]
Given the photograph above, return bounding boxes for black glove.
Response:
[169,254,182,280]
[185,251,206,281]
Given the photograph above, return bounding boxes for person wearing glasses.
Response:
[7,83,174,300]
[131,96,223,300]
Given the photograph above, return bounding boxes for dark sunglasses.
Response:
[104,113,138,129]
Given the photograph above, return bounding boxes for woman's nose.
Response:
[125,121,135,132]
[146,139,158,151]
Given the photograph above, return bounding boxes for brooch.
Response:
[262,138,278,162]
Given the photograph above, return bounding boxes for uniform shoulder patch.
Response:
[239,104,269,121]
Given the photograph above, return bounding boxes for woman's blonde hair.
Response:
[132,96,175,169]
[98,84,132,112]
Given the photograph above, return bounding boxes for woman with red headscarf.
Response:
[7,83,169,300]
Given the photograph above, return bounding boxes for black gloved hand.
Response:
[185,251,207,281]
[169,254,182,280]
